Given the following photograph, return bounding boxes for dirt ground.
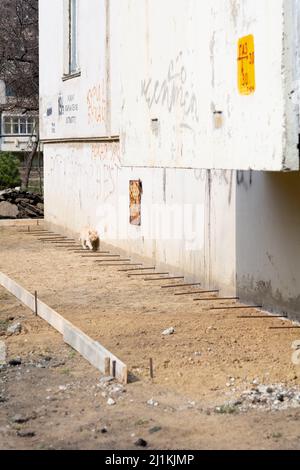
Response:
[1,224,300,450]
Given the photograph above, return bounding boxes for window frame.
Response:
[2,116,37,136]
[63,0,80,80]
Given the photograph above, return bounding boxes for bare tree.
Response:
[0,0,39,189]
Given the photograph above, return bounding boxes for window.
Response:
[20,117,27,134]
[69,0,78,73]
[2,116,37,135]
[3,118,11,134]
[27,117,34,135]
[5,86,15,97]
[12,117,19,134]
[64,0,79,77]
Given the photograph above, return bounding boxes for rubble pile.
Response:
[0,188,44,219]
[216,384,300,413]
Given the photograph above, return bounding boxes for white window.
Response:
[2,116,37,135]
[64,0,79,76]
[27,117,35,135]
[3,117,12,134]
[12,117,19,134]
[69,0,78,73]
[20,117,27,134]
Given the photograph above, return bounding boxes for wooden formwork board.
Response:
[0,219,44,227]
[0,272,127,383]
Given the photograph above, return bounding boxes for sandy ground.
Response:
[1,224,300,450]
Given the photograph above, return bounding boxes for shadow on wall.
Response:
[236,171,300,320]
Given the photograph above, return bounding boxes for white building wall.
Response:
[40,0,300,316]
[236,171,300,320]
[0,80,38,153]
[119,0,300,171]
[40,0,300,170]
[44,143,236,294]
[0,136,35,153]
[39,0,111,139]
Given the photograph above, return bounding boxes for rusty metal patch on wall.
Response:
[129,180,142,226]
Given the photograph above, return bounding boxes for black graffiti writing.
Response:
[141,53,199,124]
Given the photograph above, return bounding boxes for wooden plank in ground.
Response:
[0,219,43,227]
[27,233,60,237]
[96,264,132,267]
[193,297,239,301]
[71,250,110,254]
[48,246,80,249]
[119,267,155,272]
[144,276,184,282]
[0,272,127,383]
[94,259,131,263]
[175,290,219,296]
[46,241,78,244]
[270,326,300,330]
[128,272,168,277]
[237,315,287,319]
[22,230,49,234]
[38,237,71,240]
[209,305,262,311]
[40,241,76,244]
[161,283,202,289]
[81,254,121,258]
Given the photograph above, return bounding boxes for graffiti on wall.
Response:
[87,81,106,125]
[65,94,79,124]
[237,170,253,190]
[58,93,79,125]
[58,93,64,116]
[43,101,56,134]
[194,169,236,206]
[91,142,121,201]
[141,52,200,129]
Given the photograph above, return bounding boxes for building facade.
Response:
[0,80,39,153]
[39,0,300,319]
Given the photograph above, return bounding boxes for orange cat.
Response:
[79,227,100,251]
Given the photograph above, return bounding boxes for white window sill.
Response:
[62,71,81,82]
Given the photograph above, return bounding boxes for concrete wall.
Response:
[236,171,300,319]
[119,0,299,171]
[44,143,236,294]
[40,0,300,170]
[40,0,300,318]
[39,0,120,140]
[0,134,36,153]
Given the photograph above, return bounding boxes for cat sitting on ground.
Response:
[79,227,100,251]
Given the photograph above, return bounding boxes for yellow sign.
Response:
[238,35,255,95]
